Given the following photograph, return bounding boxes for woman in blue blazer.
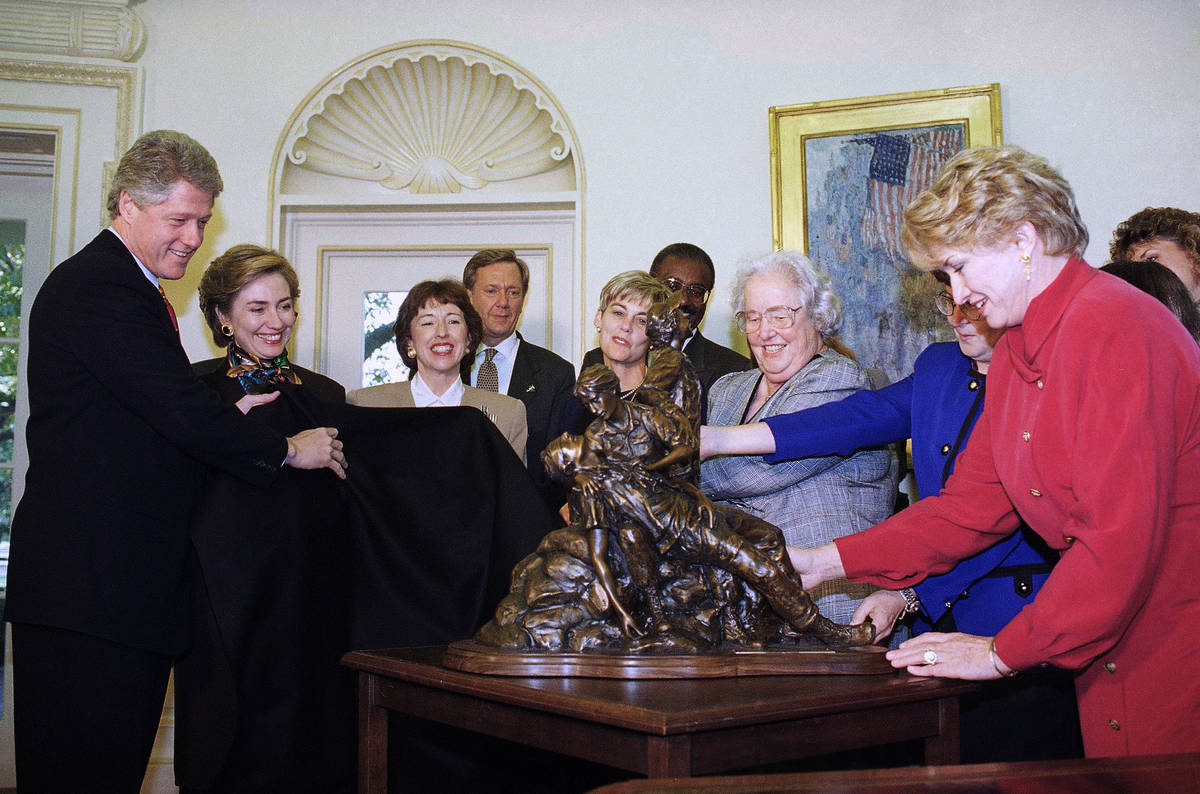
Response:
[701,272,1081,762]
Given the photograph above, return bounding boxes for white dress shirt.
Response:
[409,372,465,407]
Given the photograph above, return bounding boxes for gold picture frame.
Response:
[768,83,1002,381]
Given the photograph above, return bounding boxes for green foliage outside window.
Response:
[0,241,22,461]
[0,238,22,598]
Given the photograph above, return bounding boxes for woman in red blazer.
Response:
[789,145,1200,758]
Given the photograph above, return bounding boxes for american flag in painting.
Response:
[858,127,965,261]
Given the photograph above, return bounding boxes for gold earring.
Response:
[406,344,416,357]
[1021,252,1032,282]
[220,322,234,337]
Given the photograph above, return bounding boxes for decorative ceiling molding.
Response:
[0,1,144,62]
[281,41,574,194]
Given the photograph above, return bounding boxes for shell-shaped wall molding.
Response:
[286,51,571,193]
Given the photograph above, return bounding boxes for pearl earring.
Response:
[1021,252,1032,281]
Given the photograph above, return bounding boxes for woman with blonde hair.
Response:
[590,270,675,394]
[788,145,1200,757]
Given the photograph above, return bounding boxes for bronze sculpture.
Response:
[471,303,877,658]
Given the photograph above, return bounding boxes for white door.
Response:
[280,205,579,390]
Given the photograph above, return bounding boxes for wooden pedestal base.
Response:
[442,639,893,678]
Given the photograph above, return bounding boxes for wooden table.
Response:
[343,646,979,794]
[590,752,1200,793]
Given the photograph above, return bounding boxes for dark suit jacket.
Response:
[581,330,750,422]
[4,230,286,655]
[466,334,575,508]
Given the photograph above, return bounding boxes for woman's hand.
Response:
[699,422,777,461]
[886,632,1011,680]
[235,390,280,415]
[785,542,846,590]
[285,427,347,479]
[851,590,907,642]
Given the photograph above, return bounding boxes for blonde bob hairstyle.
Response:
[198,244,300,347]
[901,145,1088,270]
[731,250,843,341]
[596,270,674,313]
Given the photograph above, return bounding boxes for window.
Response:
[362,290,409,385]
[0,223,24,600]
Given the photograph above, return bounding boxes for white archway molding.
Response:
[269,40,586,373]
[281,45,573,194]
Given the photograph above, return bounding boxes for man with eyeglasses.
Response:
[583,243,750,420]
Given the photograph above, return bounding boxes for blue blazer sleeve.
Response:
[762,374,915,462]
[759,340,1058,636]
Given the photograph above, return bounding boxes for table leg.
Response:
[359,672,389,794]
[923,695,961,765]
[645,735,694,778]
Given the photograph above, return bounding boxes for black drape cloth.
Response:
[336,399,556,650]
[175,384,554,793]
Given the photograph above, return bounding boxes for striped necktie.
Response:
[477,347,499,392]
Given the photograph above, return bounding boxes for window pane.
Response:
[0,342,15,460]
[362,291,409,387]
[0,229,24,338]
[0,466,11,589]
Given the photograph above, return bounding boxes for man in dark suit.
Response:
[3,130,346,791]
[582,242,751,420]
[463,249,575,510]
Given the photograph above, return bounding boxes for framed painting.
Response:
[769,84,1002,382]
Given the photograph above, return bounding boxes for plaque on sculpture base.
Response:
[442,638,893,678]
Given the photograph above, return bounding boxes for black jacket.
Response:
[5,230,285,654]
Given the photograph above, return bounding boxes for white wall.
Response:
[0,1,1196,785]
[137,0,1199,362]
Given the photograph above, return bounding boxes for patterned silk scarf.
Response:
[224,344,302,393]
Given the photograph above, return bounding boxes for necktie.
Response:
[477,347,499,392]
[157,284,179,335]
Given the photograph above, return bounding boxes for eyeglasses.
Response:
[662,277,711,303]
[734,305,803,332]
[934,292,982,321]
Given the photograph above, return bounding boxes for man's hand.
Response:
[285,427,347,479]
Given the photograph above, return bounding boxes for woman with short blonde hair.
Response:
[790,145,1200,758]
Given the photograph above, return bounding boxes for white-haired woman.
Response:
[699,251,897,626]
